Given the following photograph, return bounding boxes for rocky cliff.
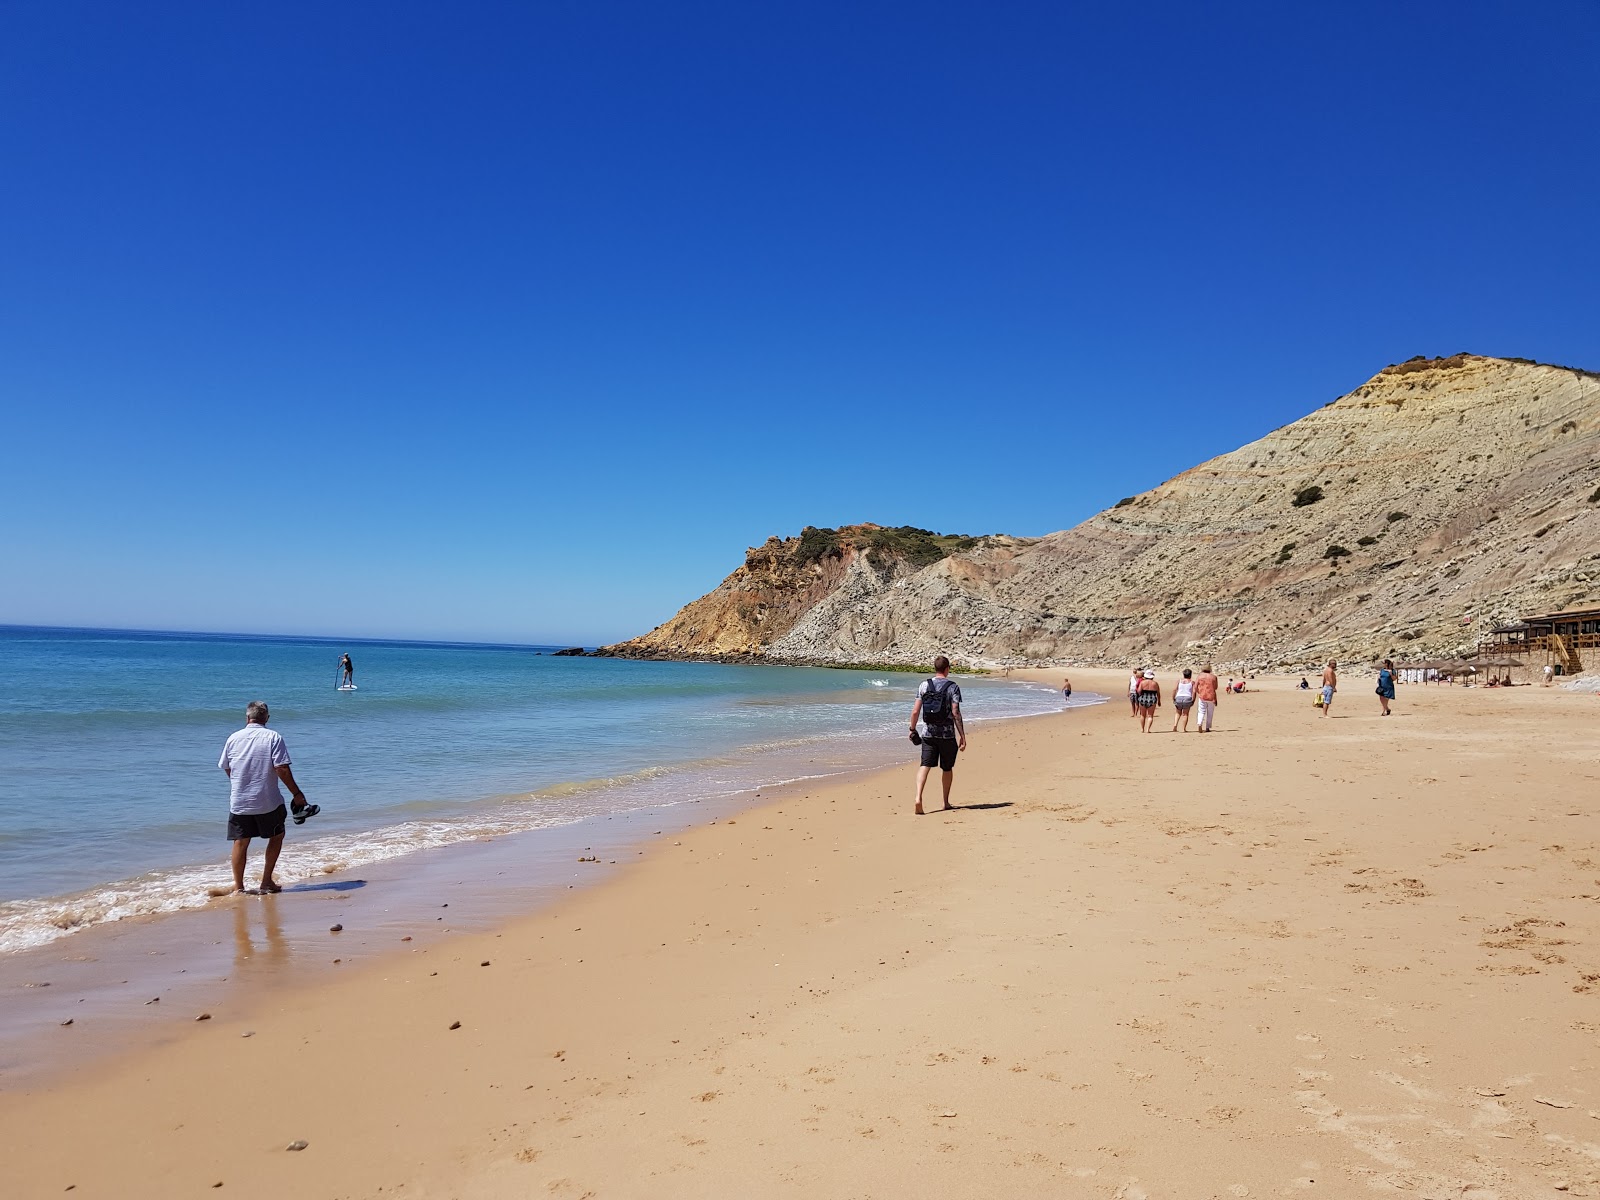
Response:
[605,355,1600,670]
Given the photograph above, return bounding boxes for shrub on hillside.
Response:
[1292,485,1324,507]
[1323,545,1351,559]
[1387,511,1410,522]
[795,526,842,564]
[1357,535,1379,546]
[864,526,974,568]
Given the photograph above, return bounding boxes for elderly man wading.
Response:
[909,656,967,815]
[218,701,317,894]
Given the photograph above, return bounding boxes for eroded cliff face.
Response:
[600,527,1008,662]
[605,356,1600,669]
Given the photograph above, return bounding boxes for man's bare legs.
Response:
[260,832,284,892]
[229,833,286,893]
[229,838,250,893]
[913,765,954,814]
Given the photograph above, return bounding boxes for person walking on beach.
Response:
[1062,675,1073,702]
[219,701,316,894]
[339,653,354,687]
[1194,665,1219,733]
[1320,659,1338,718]
[1128,668,1143,718]
[1544,663,1556,687]
[1171,668,1196,732]
[1376,658,1396,716]
[1135,669,1162,732]
[910,656,966,815]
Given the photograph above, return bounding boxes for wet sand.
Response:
[5,669,1600,1198]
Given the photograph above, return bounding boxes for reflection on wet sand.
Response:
[232,896,287,970]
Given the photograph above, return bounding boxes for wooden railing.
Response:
[1549,633,1582,674]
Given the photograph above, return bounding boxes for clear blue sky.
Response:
[2,2,1596,645]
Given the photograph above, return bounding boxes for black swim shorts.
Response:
[919,735,959,771]
[227,805,288,841]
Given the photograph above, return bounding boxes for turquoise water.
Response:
[0,626,1084,951]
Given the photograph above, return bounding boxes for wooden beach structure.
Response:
[1478,606,1600,677]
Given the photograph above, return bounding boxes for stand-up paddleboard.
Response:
[337,684,358,691]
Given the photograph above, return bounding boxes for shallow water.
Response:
[0,626,1088,952]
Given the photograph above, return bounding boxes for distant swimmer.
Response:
[339,653,354,688]
[1062,676,1073,701]
[218,701,318,895]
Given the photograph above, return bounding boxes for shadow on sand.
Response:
[281,878,368,894]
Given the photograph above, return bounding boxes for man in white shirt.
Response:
[218,701,313,894]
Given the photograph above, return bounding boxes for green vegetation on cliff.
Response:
[793,525,979,568]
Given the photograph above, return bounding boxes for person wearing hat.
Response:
[1134,668,1162,732]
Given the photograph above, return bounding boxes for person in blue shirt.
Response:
[1376,659,1396,717]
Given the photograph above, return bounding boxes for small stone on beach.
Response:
[449,1021,462,1030]
[401,936,412,941]
[195,1013,211,1021]
[286,1140,308,1152]
[145,997,159,1004]
[329,923,343,932]
[60,1018,73,1026]
[939,1111,958,1118]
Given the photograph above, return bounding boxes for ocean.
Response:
[0,626,1092,954]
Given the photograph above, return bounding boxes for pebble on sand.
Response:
[329,924,343,932]
[59,1018,73,1026]
[195,1013,212,1022]
[449,1021,462,1030]
[285,1140,308,1152]
[480,960,491,967]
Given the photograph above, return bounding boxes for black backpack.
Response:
[921,677,953,721]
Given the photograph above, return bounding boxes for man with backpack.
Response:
[909,655,967,815]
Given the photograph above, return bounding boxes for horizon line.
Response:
[0,622,594,653]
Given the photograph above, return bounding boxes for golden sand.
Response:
[4,669,1599,1197]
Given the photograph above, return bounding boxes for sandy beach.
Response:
[6,668,1600,1198]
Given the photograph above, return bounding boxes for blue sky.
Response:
[2,1,1596,644]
